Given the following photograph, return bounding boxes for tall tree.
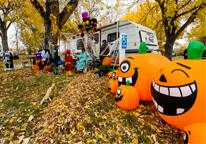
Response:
[154,0,206,60]
[29,0,79,50]
[0,0,18,51]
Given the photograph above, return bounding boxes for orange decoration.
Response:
[113,56,119,61]
[115,81,140,110]
[108,77,119,93]
[32,65,40,71]
[43,66,53,72]
[151,60,206,130]
[102,57,112,66]
[35,59,40,65]
[118,54,170,101]
[107,70,118,81]
[184,123,206,144]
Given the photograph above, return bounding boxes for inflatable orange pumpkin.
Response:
[32,65,40,71]
[102,57,112,66]
[150,59,206,130]
[183,123,206,144]
[118,53,170,101]
[107,70,118,81]
[150,41,206,130]
[113,56,119,61]
[115,81,140,110]
[108,77,119,93]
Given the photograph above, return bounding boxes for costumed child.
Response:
[65,49,73,76]
[52,45,60,75]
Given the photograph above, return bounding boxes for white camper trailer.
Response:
[68,20,159,64]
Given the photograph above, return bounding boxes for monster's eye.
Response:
[117,88,121,95]
[120,61,130,73]
[112,72,116,77]
[109,83,111,86]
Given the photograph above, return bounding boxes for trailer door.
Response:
[94,31,100,59]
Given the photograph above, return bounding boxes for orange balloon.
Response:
[115,85,140,110]
[108,78,119,94]
[102,57,112,66]
[151,60,206,130]
[118,54,170,101]
[184,123,206,144]
[107,70,118,81]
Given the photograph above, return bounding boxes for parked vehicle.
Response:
[68,20,159,64]
[202,49,206,59]
[172,53,177,57]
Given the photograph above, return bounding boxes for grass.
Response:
[0,56,81,142]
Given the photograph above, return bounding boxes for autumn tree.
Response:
[16,0,44,53]
[0,0,19,51]
[154,0,206,60]
[29,0,79,50]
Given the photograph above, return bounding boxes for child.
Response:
[52,45,60,75]
[65,49,73,76]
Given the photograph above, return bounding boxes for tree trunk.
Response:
[164,41,174,61]
[44,19,52,50]
[2,29,9,52]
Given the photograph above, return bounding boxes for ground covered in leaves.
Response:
[0,55,184,143]
[25,71,183,144]
[0,58,81,143]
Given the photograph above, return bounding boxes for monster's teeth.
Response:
[190,84,196,92]
[117,88,121,95]
[169,87,181,97]
[118,77,123,82]
[177,108,185,114]
[126,77,132,83]
[152,79,155,87]
[158,105,164,113]
[159,86,169,95]
[180,86,192,97]
[154,83,159,92]
[152,98,158,108]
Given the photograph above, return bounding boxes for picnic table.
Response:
[22,57,35,67]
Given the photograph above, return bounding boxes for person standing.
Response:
[52,45,60,75]
[183,49,188,59]
[65,49,73,76]
[99,40,109,64]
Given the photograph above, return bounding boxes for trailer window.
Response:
[107,32,119,42]
[77,39,84,50]
[94,34,99,44]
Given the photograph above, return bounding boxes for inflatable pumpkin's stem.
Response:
[139,41,147,54]
[126,81,130,86]
[187,41,205,60]
[113,77,115,80]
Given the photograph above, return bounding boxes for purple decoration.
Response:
[4,54,8,57]
[71,65,73,69]
[82,12,89,20]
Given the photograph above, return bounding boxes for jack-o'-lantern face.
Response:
[107,70,118,81]
[183,123,206,144]
[108,78,119,94]
[118,54,170,101]
[115,82,140,110]
[151,60,206,130]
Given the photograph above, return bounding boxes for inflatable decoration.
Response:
[72,36,75,39]
[113,56,119,62]
[184,123,206,144]
[115,81,140,110]
[118,42,170,101]
[102,57,112,67]
[108,77,119,93]
[107,70,118,81]
[89,18,97,31]
[58,65,65,73]
[3,50,14,70]
[150,41,206,131]
[32,65,40,71]
[43,66,53,72]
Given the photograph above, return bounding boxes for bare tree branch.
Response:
[30,0,47,20]
[6,19,15,31]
